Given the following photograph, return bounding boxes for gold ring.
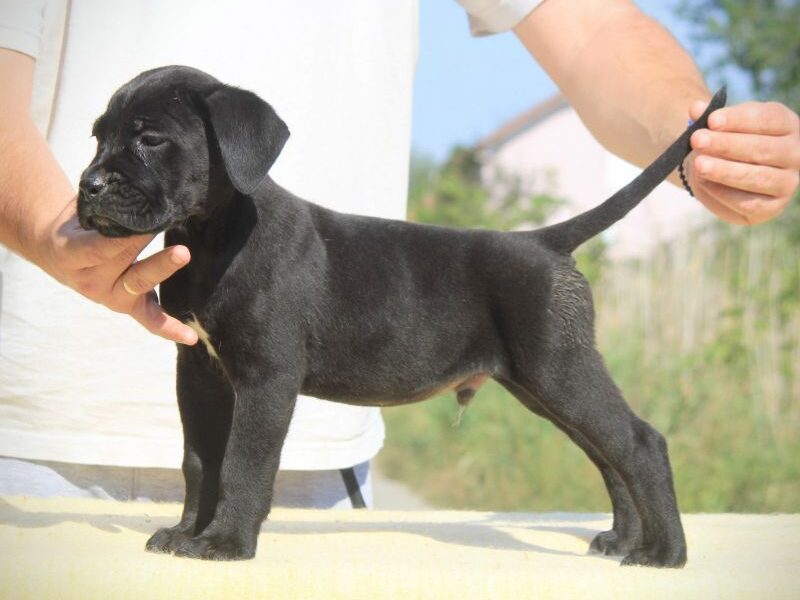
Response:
[122,278,138,295]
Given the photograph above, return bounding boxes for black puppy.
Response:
[78,66,726,567]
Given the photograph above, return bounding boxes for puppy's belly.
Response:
[302,373,489,407]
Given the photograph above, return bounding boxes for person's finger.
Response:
[693,154,798,198]
[130,292,199,345]
[689,99,712,123]
[691,129,800,170]
[114,245,191,296]
[690,184,750,225]
[693,179,785,225]
[62,226,154,267]
[704,101,800,136]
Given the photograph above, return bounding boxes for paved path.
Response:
[371,468,432,510]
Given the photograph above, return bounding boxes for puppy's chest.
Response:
[180,300,238,366]
[162,287,221,361]
[161,258,241,364]
[186,315,220,361]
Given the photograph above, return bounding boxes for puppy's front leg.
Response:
[146,349,235,554]
[173,375,298,560]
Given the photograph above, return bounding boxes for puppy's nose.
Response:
[79,171,108,197]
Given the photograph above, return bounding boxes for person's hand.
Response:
[686,99,800,225]
[38,196,199,345]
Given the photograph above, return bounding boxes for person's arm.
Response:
[0,49,198,345]
[513,0,800,225]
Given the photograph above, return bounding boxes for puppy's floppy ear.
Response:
[202,85,290,194]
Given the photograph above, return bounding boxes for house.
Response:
[475,95,711,259]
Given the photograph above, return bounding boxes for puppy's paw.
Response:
[145,525,193,554]
[620,544,687,568]
[173,532,256,561]
[588,529,640,557]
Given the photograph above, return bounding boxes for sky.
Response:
[411,0,721,161]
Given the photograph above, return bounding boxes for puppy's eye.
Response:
[140,134,166,147]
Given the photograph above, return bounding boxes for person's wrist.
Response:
[28,194,74,280]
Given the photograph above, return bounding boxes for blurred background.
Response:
[376,0,800,513]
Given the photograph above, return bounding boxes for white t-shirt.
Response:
[0,0,540,469]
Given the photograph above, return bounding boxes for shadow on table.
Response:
[0,498,615,562]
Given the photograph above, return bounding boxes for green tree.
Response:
[679,0,800,111]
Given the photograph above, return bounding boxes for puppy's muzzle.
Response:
[77,168,155,237]
[78,172,116,230]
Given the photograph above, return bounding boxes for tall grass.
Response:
[378,223,800,512]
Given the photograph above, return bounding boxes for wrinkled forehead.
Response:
[92,90,191,138]
[92,67,219,137]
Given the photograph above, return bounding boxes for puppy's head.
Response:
[78,65,289,237]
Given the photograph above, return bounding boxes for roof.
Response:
[476,94,570,153]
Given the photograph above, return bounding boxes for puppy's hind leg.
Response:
[513,347,686,568]
[145,348,234,554]
[499,379,642,556]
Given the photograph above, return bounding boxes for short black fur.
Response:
[78,66,726,566]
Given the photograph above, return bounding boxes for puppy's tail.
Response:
[536,87,727,254]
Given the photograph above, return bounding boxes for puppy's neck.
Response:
[165,177,305,273]
[169,187,252,250]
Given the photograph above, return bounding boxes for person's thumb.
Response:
[689,99,710,123]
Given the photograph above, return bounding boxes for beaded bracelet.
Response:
[680,118,696,197]
[678,159,694,198]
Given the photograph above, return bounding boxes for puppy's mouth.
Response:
[81,214,139,238]
[77,190,168,238]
